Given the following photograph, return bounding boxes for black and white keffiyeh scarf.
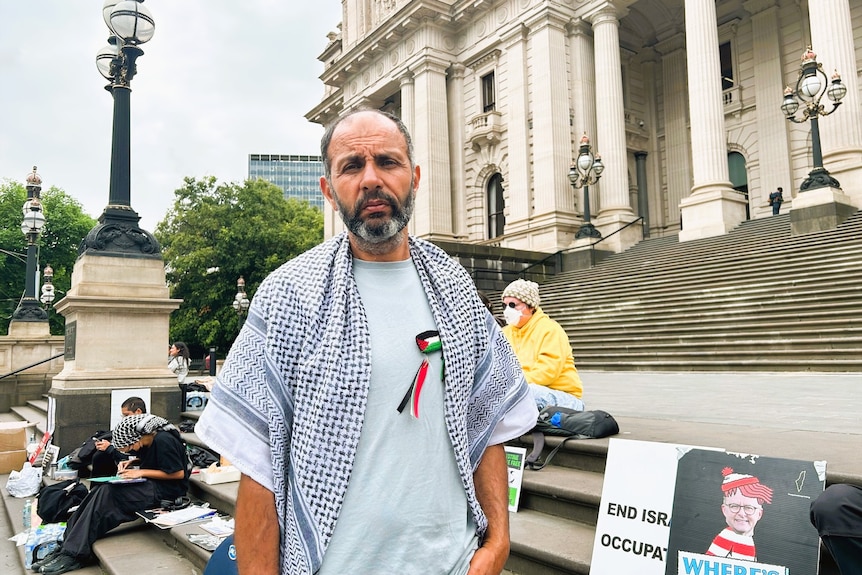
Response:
[197,232,529,574]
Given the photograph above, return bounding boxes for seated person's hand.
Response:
[117,460,132,473]
[119,468,144,479]
[94,439,111,452]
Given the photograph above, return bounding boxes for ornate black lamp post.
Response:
[780,47,846,192]
[232,276,251,328]
[569,134,605,240]
[81,0,159,257]
[11,167,49,323]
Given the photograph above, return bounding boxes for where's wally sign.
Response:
[590,439,825,575]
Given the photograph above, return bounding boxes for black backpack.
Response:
[525,407,619,470]
[66,431,112,471]
[36,479,89,523]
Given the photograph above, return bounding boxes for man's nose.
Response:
[359,162,383,190]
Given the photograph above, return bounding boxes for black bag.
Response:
[526,407,619,470]
[66,431,111,471]
[36,479,88,523]
[187,444,220,469]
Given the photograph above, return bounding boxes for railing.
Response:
[0,352,64,381]
[519,217,646,278]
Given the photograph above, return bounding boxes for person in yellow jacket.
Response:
[501,279,585,411]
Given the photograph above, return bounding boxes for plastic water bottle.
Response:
[23,498,32,531]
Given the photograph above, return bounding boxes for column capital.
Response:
[655,33,685,56]
[566,17,592,39]
[448,62,466,79]
[409,53,451,76]
[500,22,529,46]
[586,3,629,27]
[399,72,414,87]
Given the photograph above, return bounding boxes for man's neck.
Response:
[349,231,410,262]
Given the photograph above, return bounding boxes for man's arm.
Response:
[469,443,510,575]
[236,474,280,575]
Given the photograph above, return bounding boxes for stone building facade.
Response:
[307,0,862,253]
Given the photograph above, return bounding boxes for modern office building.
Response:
[306,0,862,254]
[248,154,325,210]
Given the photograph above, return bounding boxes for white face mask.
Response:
[503,306,522,326]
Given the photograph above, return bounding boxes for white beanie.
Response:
[502,279,540,308]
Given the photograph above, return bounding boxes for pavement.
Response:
[579,370,862,481]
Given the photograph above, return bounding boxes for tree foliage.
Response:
[0,180,97,335]
[155,176,323,355]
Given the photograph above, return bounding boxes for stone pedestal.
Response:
[678,188,749,242]
[790,187,857,236]
[50,253,181,455]
[594,214,644,253]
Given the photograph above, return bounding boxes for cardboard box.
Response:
[199,465,241,485]
[0,422,29,452]
[0,450,27,474]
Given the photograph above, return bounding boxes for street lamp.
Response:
[41,265,56,310]
[80,0,160,257]
[569,134,605,240]
[232,276,250,327]
[780,47,846,192]
[11,167,49,323]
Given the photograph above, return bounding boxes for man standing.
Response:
[196,109,536,575]
[768,187,784,216]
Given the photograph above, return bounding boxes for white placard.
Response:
[110,388,151,429]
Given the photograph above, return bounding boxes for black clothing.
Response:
[810,483,862,575]
[60,429,188,560]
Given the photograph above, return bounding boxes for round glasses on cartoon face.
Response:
[723,503,761,516]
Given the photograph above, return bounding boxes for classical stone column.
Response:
[528,12,575,223]
[808,0,862,207]
[399,73,415,136]
[447,63,467,237]
[568,18,598,221]
[500,24,531,233]
[744,0,792,214]
[678,0,747,242]
[657,35,690,230]
[411,55,454,239]
[590,6,632,219]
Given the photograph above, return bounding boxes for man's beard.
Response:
[331,183,415,256]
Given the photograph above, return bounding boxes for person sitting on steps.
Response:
[32,414,190,575]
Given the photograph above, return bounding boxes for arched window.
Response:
[727,152,747,192]
[487,173,505,239]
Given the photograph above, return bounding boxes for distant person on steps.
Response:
[768,187,784,216]
[501,279,585,411]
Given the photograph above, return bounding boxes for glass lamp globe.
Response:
[800,73,822,100]
[110,1,155,45]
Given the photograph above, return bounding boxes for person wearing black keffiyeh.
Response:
[196,109,537,575]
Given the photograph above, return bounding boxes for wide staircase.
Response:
[541,211,862,371]
[3,212,861,574]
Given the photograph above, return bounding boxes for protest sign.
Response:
[505,446,527,512]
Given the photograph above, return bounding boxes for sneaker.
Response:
[30,548,63,571]
[39,553,82,575]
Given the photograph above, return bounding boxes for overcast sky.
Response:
[0,0,341,232]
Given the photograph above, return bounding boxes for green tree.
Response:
[0,180,97,335]
[155,176,323,355]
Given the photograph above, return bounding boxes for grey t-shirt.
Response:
[318,258,477,575]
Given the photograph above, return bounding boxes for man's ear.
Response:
[413,165,421,193]
[320,176,338,211]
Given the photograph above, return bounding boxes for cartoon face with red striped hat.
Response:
[706,467,774,560]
